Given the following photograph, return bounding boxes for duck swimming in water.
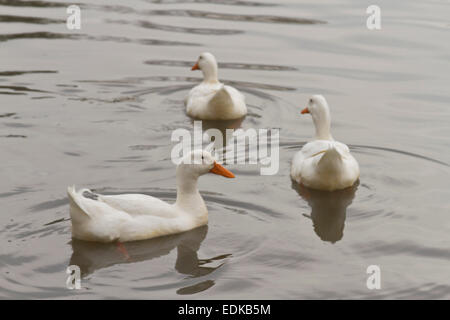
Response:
[290,95,360,191]
[68,150,234,242]
[185,52,247,120]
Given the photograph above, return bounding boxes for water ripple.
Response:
[0,31,80,42]
[0,85,48,93]
[0,0,70,8]
[145,9,327,25]
[0,70,57,76]
[0,14,63,24]
[142,0,276,7]
[108,19,243,36]
[354,240,450,261]
[0,31,199,46]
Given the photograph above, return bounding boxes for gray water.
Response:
[1,0,449,299]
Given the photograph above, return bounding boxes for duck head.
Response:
[191,52,219,83]
[301,95,333,141]
[177,150,234,179]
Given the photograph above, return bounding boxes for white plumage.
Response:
[290,95,360,191]
[68,151,234,242]
[185,52,247,120]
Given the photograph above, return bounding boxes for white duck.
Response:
[185,52,247,120]
[290,95,360,191]
[67,150,234,243]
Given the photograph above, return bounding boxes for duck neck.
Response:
[312,114,333,141]
[175,169,207,221]
[201,64,219,84]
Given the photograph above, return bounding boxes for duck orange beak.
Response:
[191,62,200,71]
[209,162,235,178]
[301,107,309,114]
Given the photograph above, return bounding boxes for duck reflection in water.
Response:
[293,182,358,243]
[69,226,230,294]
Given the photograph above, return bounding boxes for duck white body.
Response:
[185,52,247,120]
[290,95,360,191]
[68,151,234,242]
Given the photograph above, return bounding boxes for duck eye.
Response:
[309,98,313,103]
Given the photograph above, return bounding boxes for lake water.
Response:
[1,0,449,299]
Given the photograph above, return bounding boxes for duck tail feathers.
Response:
[209,86,233,109]
[318,144,343,166]
[67,186,92,218]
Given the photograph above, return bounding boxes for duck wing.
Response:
[67,187,176,219]
[99,193,177,218]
